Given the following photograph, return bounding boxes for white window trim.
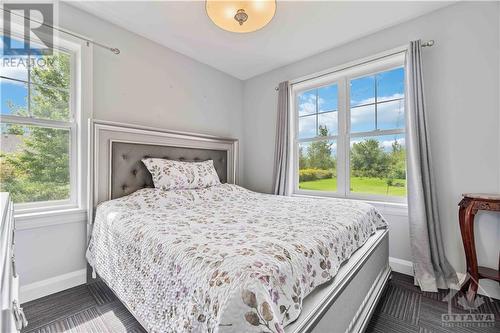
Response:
[1,21,92,215]
[290,51,407,205]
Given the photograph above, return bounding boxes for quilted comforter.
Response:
[86,184,387,333]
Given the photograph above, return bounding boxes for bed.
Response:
[87,120,390,333]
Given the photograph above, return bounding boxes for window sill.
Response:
[291,193,408,217]
[15,207,88,231]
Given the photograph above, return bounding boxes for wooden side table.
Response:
[458,193,500,300]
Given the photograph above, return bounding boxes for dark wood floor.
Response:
[20,272,499,332]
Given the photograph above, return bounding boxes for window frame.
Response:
[1,23,84,213]
[291,53,407,204]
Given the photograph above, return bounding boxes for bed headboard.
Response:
[110,141,228,199]
[89,120,238,215]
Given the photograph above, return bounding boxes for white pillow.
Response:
[141,158,221,191]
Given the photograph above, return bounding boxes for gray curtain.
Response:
[405,40,457,291]
[272,81,290,195]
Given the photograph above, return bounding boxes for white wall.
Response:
[242,2,500,298]
[16,2,244,302]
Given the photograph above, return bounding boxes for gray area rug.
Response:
[21,272,499,332]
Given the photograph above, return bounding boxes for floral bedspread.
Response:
[86,184,387,333]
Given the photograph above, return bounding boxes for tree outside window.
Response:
[295,66,406,199]
[1,39,73,204]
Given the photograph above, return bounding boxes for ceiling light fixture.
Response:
[234,9,248,26]
[206,0,276,33]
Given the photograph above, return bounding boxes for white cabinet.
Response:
[1,193,27,332]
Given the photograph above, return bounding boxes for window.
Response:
[297,84,338,192]
[0,35,78,209]
[293,54,406,202]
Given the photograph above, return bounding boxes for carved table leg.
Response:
[459,202,471,292]
[464,203,479,301]
[459,195,500,296]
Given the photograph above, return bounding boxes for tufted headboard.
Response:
[111,141,228,199]
[89,120,238,213]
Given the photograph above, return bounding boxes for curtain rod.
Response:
[1,7,120,55]
[274,39,435,91]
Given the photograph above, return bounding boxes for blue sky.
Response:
[1,37,30,115]
[298,67,405,151]
[1,80,28,112]
[1,36,56,116]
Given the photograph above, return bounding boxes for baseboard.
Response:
[389,257,414,276]
[20,268,87,303]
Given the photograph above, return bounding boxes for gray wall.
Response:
[62,5,244,139]
[15,2,244,298]
[15,1,500,301]
[241,1,500,298]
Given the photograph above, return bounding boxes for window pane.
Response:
[297,89,316,116]
[298,140,337,192]
[0,56,29,81]
[0,123,70,203]
[298,114,316,139]
[30,84,70,121]
[318,111,338,136]
[378,100,405,130]
[318,84,338,112]
[377,67,404,102]
[1,78,28,116]
[30,52,71,90]
[350,104,375,133]
[350,134,406,197]
[28,52,71,121]
[1,37,28,81]
[350,75,375,107]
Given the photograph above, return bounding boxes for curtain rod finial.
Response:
[275,86,279,91]
[111,48,120,55]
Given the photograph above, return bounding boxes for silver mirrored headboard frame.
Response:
[87,119,239,229]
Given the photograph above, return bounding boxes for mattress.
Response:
[86,184,387,333]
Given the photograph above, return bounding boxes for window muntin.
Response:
[298,89,316,116]
[349,134,406,197]
[296,82,339,194]
[318,84,338,112]
[297,83,339,139]
[0,124,71,203]
[298,139,337,192]
[293,63,406,202]
[348,67,406,199]
[349,68,405,133]
[1,35,75,207]
[318,111,338,136]
[350,104,376,133]
[377,99,405,130]
[1,78,28,113]
[350,75,375,107]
